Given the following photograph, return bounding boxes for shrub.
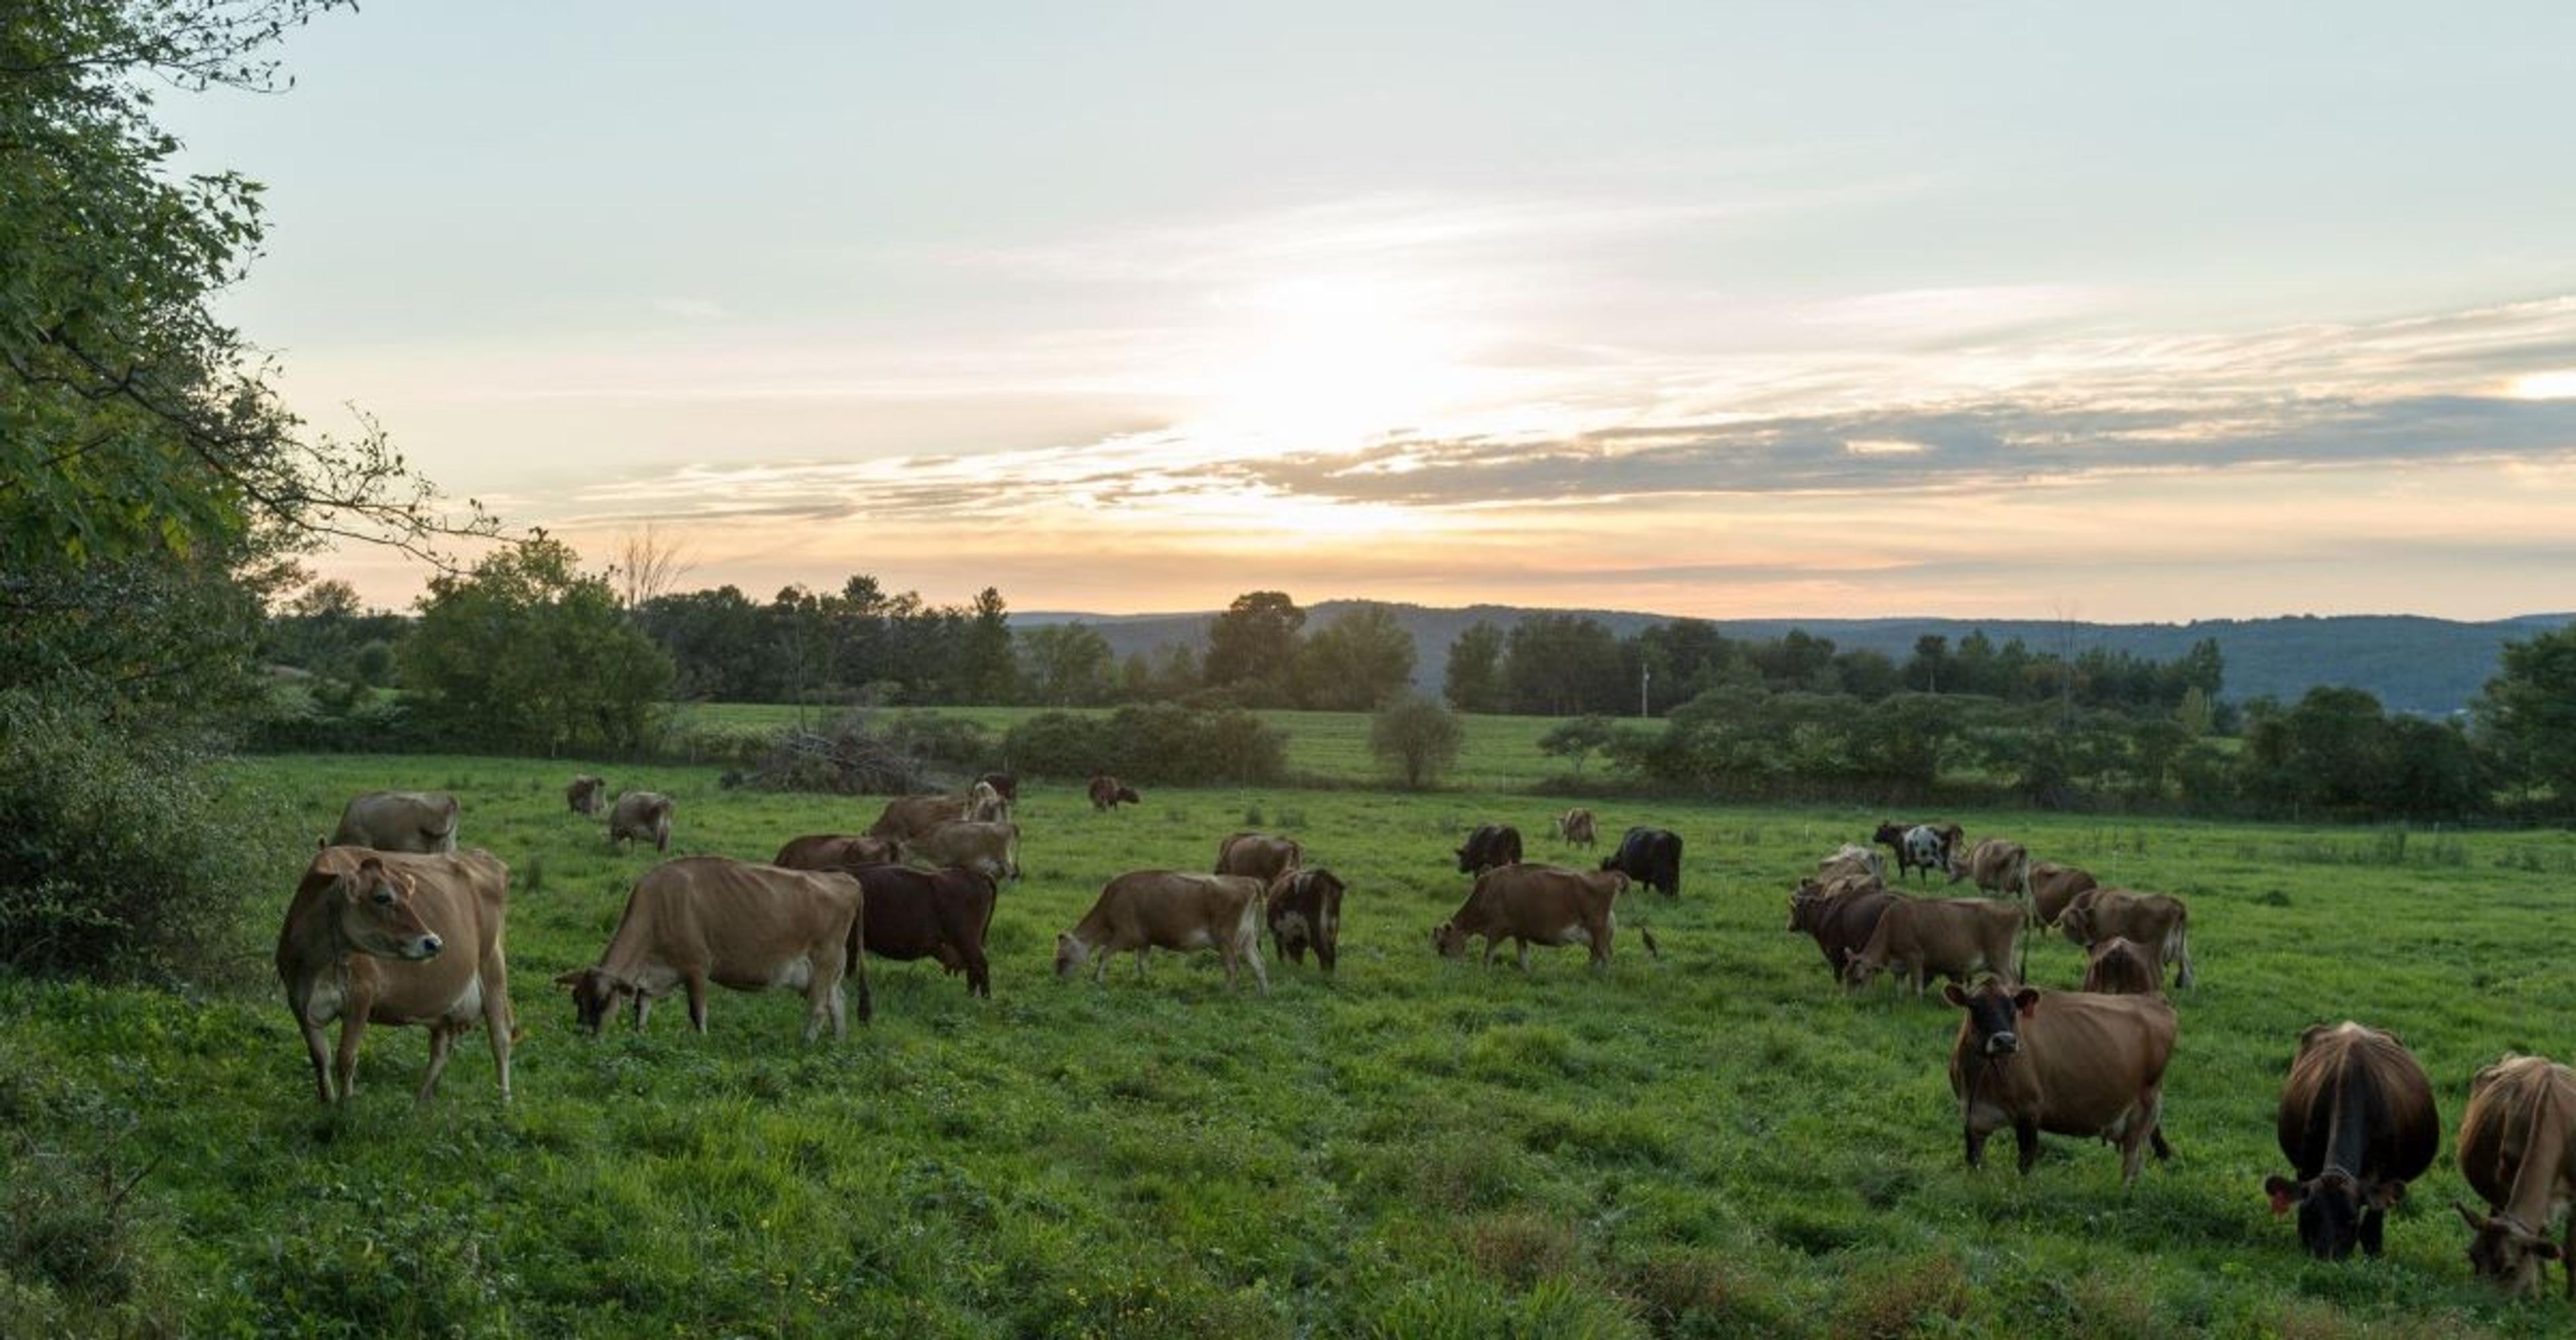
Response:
[1371,694,1464,789]
[1002,705,1285,785]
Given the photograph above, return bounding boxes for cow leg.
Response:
[301,1021,338,1103]
[2150,1125,2174,1162]
[1245,937,1269,996]
[1515,940,1533,972]
[2116,1127,2149,1185]
[332,1017,367,1100]
[1134,947,1150,979]
[967,949,989,998]
[847,951,871,1025]
[1964,1122,1986,1169]
[2013,1118,2041,1174]
[2360,1208,2385,1257]
[686,974,710,1033]
[633,993,654,1030]
[482,963,515,1103]
[418,1024,456,1101]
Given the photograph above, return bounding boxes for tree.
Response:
[610,523,698,609]
[1203,590,1305,701]
[1370,693,1464,789]
[956,586,1016,703]
[1295,605,1417,710]
[1503,615,1624,715]
[402,537,674,756]
[1538,715,1617,776]
[2476,623,2576,807]
[1019,623,1114,706]
[1443,621,1507,713]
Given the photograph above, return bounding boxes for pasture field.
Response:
[671,703,1589,792]
[7,756,2576,1337]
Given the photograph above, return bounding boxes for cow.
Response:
[844,864,997,998]
[554,856,867,1040]
[1843,897,2023,996]
[566,774,606,817]
[1454,823,1523,876]
[1554,809,1598,848]
[1087,774,1142,811]
[2263,1023,2438,1260]
[1216,831,1303,884]
[1787,876,1898,982]
[608,790,675,853]
[975,772,1018,803]
[327,790,460,854]
[1431,863,1658,971]
[771,833,899,872]
[1943,979,2178,1184]
[1267,867,1346,973]
[1818,843,1886,885]
[1948,837,2031,908]
[275,847,513,1104]
[869,793,970,842]
[1601,826,1684,898]
[2080,937,2163,996]
[967,780,1010,824]
[1875,821,1960,882]
[2455,1054,2576,1296]
[2029,862,2099,926]
[898,820,1020,881]
[1055,870,1268,994]
[2059,888,2195,989]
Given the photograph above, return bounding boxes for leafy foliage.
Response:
[2475,621,2576,805]
[1294,605,1417,711]
[401,537,674,756]
[1002,705,1287,785]
[1369,694,1464,790]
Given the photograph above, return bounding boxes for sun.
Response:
[1187,272,1479,450]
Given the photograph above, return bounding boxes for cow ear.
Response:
[2265,1176,2302,1215]
[2012,988,2040,1015]
[1940,982,1970,1008]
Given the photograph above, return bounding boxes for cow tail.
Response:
[2171,915,2194,990]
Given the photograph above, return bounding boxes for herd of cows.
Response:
[277,784,2576,1300]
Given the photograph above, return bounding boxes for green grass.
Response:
[8,754,2576,1335]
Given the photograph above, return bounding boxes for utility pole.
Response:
[1640,666,1651,721]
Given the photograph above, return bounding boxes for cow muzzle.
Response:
[409,933,444,960]
[1982,1031,2020,1055]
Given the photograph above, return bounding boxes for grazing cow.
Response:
[1266,867,1346,972]
[1454,823,1523,876]
[2029,862,2099,926]
[966,780,1010,824]
[1087,774,1142,811]
[1948,837,2031,905]
[1601,826,1684,898]
[1943,979,2178,1183]
[2080,937,2163,996]
[844,864,998,998]
[1055,870,1268,994]
[975,772,1018,803]
[771,833,899,872]
[1216,831,1304,884]
[1843,897,2023,995]
[275,847,513,1104]
[898,821,1020,882]
[2455,1054,2576,1296]
[1876,821,1960,882]
[1431,863,1657,971]
[566,774,605,817]
[2059,888,2195,989]
[555,857,866,1039]
[1818,843,1886,885]
[869,793,970,842]
[1787,877,1898,982]
[328,790,460,854]
[2263,1023,2438,1260]
[1554,808,1598,847]
[608,790,676,853]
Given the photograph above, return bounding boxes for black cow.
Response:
[845,864,998,998]
[1454,824,1522,875]
[2263,1023,2438,1259]
[1602,826,1684,897]
[976,772,1018,803]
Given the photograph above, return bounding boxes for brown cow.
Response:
[276,847,513,1104]
[2455,1054,2576,1296]
[1216,831,1303,884]
[843,864,998,998]
[1787,876,1897,982]
[1267,867,1346,972]
[1431,863,1657,971]
[1843,897,2023,995]
[868,793,970,842]
[2263,1023,2438,1260]
[898,820,1020,881]
[608,790,675,853]
[2079,937,2162,996]
[2029,862,2098,926]
[554,857,867,1039]
[1055,870,1267,993]
[772,833,899,872]
[328,790,460,854]
[566,774,606,817]
[1947,837,2031,907]
[1944,979,2178,1183]
[2059,888,2195,989]
[1555,808,1598,848]
[1818,843,1886,885]
[966,780,1010,823]
[1087,774,1141,811]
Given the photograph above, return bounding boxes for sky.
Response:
[168,1,2576,621]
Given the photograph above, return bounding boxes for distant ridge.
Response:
[1018,603,2575,716]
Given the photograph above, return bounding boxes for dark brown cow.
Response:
[1087,774,1141,811]
[276,847,514,1104]
[1843,897,2022,995]
[2059,888,2195,989]
[844,864,997,998]
[329,790,460,854]
[772,833,899,872]
[1216,831,1304,884]
[1454,823,1522,875]
[555,857,866,1039]
[2078,937,2162,996]
[2263,1023,2438,1260]
[1944,979,2178,1183]
[1266,867,1346,972]
[566,774,606,817]
[1055,870,1266,992]
[1787,876,1897,982]
[2029,862,2099,926]
[1431,863,1656,971]
[2455,1054,2576,1296]
[608,790,675,853]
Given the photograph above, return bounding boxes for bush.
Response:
[0,692,262,982]
[1002,705,1285,785]
[1371,694,1464,789]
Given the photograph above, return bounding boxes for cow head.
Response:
[1430,921,1470,958]
[2263,1170,2404,1259]
[1053,932,1091,978]
[1943,980,2039,1056]
[2059,898,2100,946]
[1872,821,1904,845]
[2458,1203,2563,1294]
[336,858,443,960]
[1788,882,1827,933]
[551,967,635,1034]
